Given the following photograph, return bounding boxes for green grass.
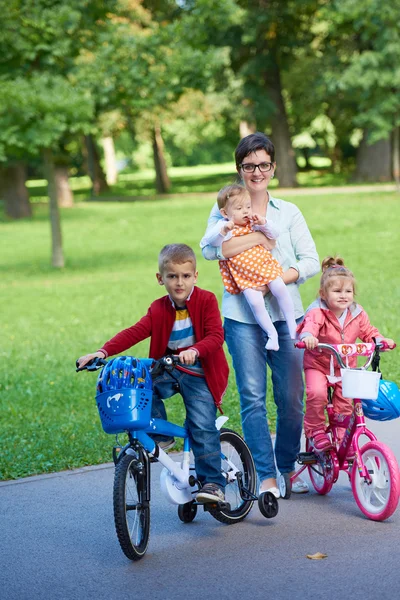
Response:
[1,186,400,480]
[25,159,355,203]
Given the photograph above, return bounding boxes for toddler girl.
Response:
[297,256,395,450]
[202,184,296,350]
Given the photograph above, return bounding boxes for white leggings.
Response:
[243,278,297,350]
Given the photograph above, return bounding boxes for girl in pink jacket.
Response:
[297,256,395,451]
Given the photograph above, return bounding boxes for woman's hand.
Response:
[77,351,105,369]
[222,231,275,258]
[253,284,270,295]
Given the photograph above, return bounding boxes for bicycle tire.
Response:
[208,428,256,525]
[113,452,150,560]
[306,439,335,495]
[351,441,400,521]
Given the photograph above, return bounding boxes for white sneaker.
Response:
[291,479,309,494]
[259,486,280,499]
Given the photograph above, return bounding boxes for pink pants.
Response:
[304,368,353,438]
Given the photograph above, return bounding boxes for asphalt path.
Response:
[1,418,399,600]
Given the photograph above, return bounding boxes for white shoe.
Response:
[291,479,309,494]
[259,486,280,499]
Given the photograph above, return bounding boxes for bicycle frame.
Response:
[293,342,385,483]
[77,353,277,560]
[122,414,230,496]
[326,398,378,482]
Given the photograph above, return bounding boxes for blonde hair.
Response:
[319,256,356,297]
[217,184,249,210]
[158,244,196,273]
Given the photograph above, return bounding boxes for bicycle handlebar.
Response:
[75,354,181,374]
[294,340,394,370]
[75,357,107,372]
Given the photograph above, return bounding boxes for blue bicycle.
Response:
[77,355,278,560]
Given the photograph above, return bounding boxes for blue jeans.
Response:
[151,369,225,489]
[224,318,304,482]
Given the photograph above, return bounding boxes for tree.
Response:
[316,0,400,181]
[0,75,94,266]
[168,0,322,186]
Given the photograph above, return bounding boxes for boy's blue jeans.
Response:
[151,369,225,489]
[224,317,305,482]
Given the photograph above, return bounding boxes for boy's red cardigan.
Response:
[100,286,229,411]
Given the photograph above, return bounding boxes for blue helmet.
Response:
[95,356,153,434]
[96,356,152,394]
[362,380,400,421]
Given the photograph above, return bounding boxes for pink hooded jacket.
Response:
[297,299,383,373]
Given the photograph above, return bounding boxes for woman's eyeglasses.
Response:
[240,162,274,173]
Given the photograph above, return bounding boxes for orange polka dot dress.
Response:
[219,224,283,295]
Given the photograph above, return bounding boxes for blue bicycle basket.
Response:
[95,356,153,434]
[361,379,400,421]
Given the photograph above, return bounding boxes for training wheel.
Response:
[278,472,292,499]
[178,501,198,523]
[258,492,279,519]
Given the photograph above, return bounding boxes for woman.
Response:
[200,132,320,498]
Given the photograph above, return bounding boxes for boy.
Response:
[77,244,229,503]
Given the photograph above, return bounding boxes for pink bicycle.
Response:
[278,341,400,521]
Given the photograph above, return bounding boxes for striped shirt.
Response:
[167,303,204,377]
[168,307,196,350]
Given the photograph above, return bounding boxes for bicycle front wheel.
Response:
[208,428,256,525]
[113,452,150,560]
[351,441,400,521]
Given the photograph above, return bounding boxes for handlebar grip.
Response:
[294,341,306,349]
[377,341,396,351]
[76,357,107,372]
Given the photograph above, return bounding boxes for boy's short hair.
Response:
[158,244,197,273]
[217,184,248,210]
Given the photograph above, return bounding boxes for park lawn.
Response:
[1,189,399,480]
[25,159,351,202]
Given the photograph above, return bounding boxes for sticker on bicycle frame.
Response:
[340,344,352,355]
[354,402,363,416]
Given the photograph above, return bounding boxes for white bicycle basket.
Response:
[341,368,381,400]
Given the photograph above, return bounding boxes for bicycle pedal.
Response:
[203,501,231,512]
[297,451,318,465]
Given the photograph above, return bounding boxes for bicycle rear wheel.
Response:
[351,441,400,521]
[208,428,256,524]
[113,451,150,560]
[306,439,335,495]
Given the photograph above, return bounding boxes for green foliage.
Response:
[1,179,399,479]
[0,0,117,162]
[319,0,400,142]
[0,75,94,161]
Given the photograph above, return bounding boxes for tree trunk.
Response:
[392,126,400,191]
[84,134,109,196]
[152,124,170,194]
[43,148,65,268]
[301,148,311,170]
[55,165,74,207]
[101,136,118,185]
[353,131,392,182]
[239,120,256,139]
[265,64,298,188]
[264,62,297,187]
[0,162,32,219]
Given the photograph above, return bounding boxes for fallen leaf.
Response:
[306,552,328,560]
